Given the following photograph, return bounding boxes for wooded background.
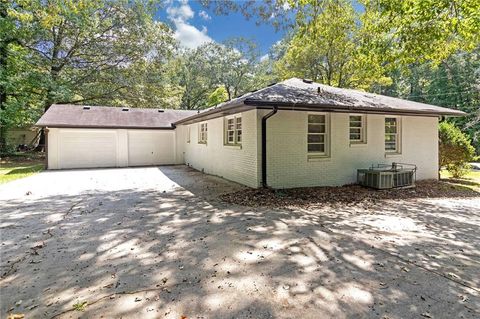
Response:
[1,0,479,154]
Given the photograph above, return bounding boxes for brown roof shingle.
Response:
[36,104,197,129]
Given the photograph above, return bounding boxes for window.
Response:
[307,113,328,155]
[199,123,207,143]
[225,116,242,145]
[385,117,399,152]
[349,115,366,143]
[186,126,190,143]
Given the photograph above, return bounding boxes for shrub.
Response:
[447,163,472,179]
[439,122,475,178]
[0,141,17,157]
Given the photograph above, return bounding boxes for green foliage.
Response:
[207,86,229,106]
[173,38,276,109]
[447,163,472,179]
[363,0,480,64]
[275,0,391,90]
[382,49,480,153]
[439,122,475,178]
[1,0,176,151]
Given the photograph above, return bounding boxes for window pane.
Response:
[308,134,325,143]
[236,117,242,129]
[350,115,361,122]
[308,124,325,133]
[350,134,361,140]
[350,121,362,128]
[385,142,396,150]
[350,128,361,134]
[385,126,396,133]
[236,130,242,143]
[308,114,325,124]
[385,118,396,125]
[385,134,396,142]
[308,143,325,153]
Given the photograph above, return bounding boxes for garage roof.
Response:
[174,78,466,125]
[36,104,198,129]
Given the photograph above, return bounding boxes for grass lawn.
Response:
[440,169,480,191]
[0,161,45,184]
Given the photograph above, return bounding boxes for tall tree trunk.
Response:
[36,25,64,151]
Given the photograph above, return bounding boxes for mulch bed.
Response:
[220,180,480,209]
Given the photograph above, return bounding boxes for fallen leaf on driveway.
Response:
[446,272,460,280]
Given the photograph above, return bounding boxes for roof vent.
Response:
[158,109,165,112]
[303,78,313,84]
[317,87,322,94]
[83,106,90,110]
[122,107,129,112]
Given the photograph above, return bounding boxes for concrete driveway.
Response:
[1,166,479,318]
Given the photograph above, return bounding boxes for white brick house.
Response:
[37,78,464,189]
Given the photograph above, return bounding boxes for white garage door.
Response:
[127,130,175,166]
[57,130,118,169]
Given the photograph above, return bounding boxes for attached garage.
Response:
[127,130,176,166]
[36,104,196,170]
[56,129,118,169]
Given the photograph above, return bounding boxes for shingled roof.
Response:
[36,79,466,129]
[174,78,465,125]
[36,104,197,129]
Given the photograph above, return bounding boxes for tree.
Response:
[173,38,269,109]
[439,122,475,178]
[209,38,261,100]
[201,0,480,66]
[381,48,480,154]
[1,0,175,152]
[172,45,217,110]
[0,1,45,152]
[363,0,480,64]
[275,0,391,90]
[207,86,229,106]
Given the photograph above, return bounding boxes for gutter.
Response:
[34,124,176,130]
[247,100,466,117]
[261,106,278,188]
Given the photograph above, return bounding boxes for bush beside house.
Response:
[439,122,476,178]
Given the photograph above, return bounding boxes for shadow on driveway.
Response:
[0,166,479,318]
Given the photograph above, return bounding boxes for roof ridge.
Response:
[51,104,196,112]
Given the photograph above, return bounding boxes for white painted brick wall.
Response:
[49,110,439,189]
[176,109,261,188]
[263,110,439,188]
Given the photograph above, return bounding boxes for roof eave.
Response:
[173,100,251,125]
[35,124,176,130]
[244,100,467,117]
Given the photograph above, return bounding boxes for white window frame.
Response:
[186,126,190,143]
[198,122,207,144]
[385,116,401,153]
[307,112,330,156]
[224,115,242,146]
[349,114,366,144]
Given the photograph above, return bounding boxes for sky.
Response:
[155,0,285,55]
